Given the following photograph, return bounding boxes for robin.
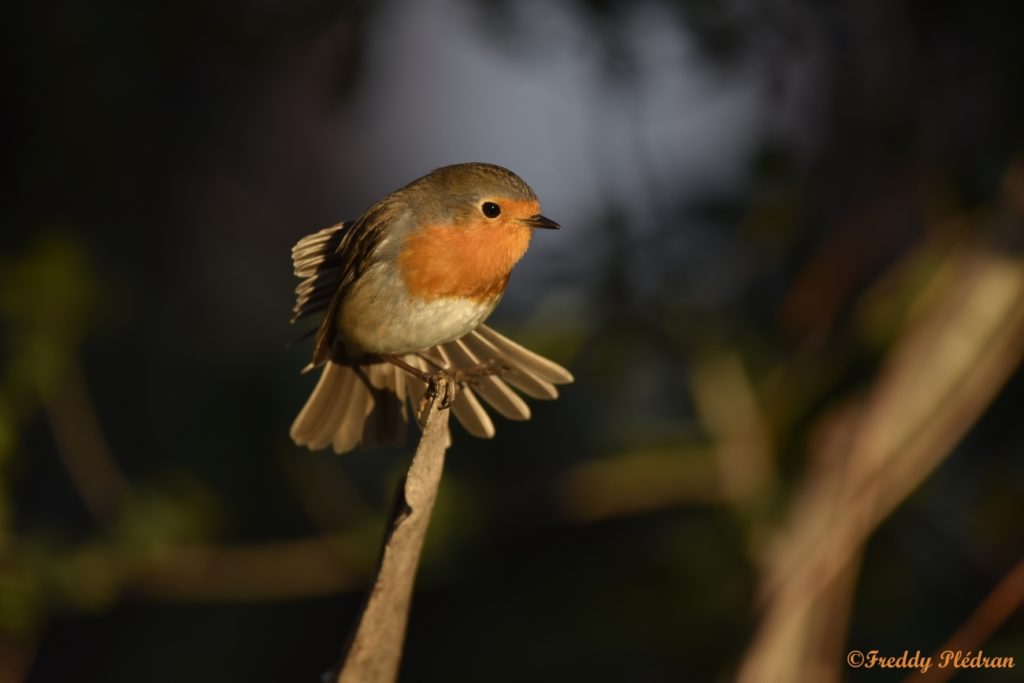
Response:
[289,162,573,454]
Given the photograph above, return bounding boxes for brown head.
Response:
[394,163,559,302]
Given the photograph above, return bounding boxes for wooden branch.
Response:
[335,377,454,683]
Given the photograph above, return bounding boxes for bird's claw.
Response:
[417,372,456,423]
[392,354,510,419]
[430,373,457,409]
[448,359,510,384]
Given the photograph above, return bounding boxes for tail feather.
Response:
[451,387,495,439]
[290,325,572,455]
[496,368,559,400]
[360,364,407,448]
[320,364,357,451]
[290,362,390,453]
[330,367,371,453]
[290,361,343,447]
[445,338,531,420]
[423,343,451,369]
[460,329,561,399]
[474,325,574,384]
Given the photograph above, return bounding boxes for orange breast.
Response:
[398,219,533,302]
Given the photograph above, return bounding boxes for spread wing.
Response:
[291,222,349,325]
[290,209,390,366]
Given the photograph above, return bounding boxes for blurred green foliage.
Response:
[0,237,98,458]
[0,237,219,636]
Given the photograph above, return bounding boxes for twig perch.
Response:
[335,377,454,683]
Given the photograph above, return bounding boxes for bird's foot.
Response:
[385,355,511,415]
[382,354,432,383]
[423,373,457,411]
[447,359,510,384]
[384,355,508,389]
[383,354,459,410]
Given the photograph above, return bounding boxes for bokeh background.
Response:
[4,0,1024,681]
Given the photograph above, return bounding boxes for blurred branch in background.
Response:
[0,235,374,681]
[552,153,1024,681]
[0,634,34,683]
[132,535,366,602]
[558,445,724,521]
[556,349,775,522]
[689,351,775,512]
[43,364,128,524]
[737,163,1024,683]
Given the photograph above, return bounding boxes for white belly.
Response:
[338,267,500,355]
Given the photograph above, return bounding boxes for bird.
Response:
[289,162,573,454]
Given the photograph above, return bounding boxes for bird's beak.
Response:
[523,214,560,230]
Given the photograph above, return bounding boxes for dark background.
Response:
[3,0,1024,681]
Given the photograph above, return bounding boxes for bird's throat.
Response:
[398,222,532,302]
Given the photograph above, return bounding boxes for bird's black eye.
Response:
[481,201,501,218]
